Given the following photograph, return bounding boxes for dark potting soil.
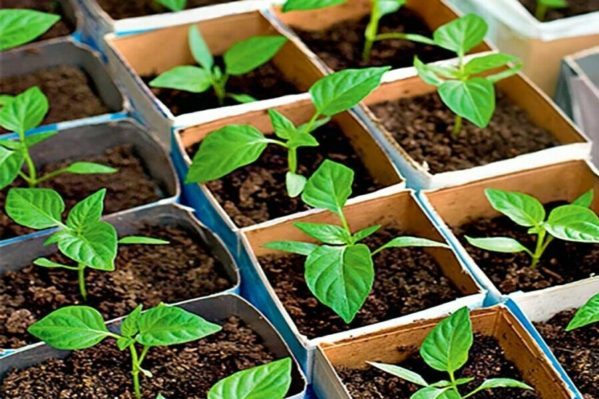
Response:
[369,92,560,174]
[0,224,233,349]
[96,0,242,19]
[0,0,75,44]
[0,317,279,398]
[455,202,599,294]
[0,66,110,132]
[0,145,163,240]
[294,8,455,71]
[258,227,461,339]
[519,0,599,21]
[187,122,384,227]
[143,60,300,116]
[534,309,598,399]
[337,334,539,399]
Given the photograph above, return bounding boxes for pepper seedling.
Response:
[150,26,287,105]
[535,0,568,21]
[413,15,522,137]
[0,87,117,190]
[185,66,389,197]
[369,307,534,398]
[264,160,449,323]
[0,9,60,51]
[566,293,599,331]
[466,188,599,268]
[5,187,168,300]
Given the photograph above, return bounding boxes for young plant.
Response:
[5,188,168,300]
[535,0,568,21]
[154,0,187,12]
[566,293,599,331]
[369,307,533,398]
[150,26,287,105]
[185,66,389,197]
[413,15,522,137]
[0,87,117,190]
[466,189,599,268]
[264,160,449,323]
[0,9,60,51]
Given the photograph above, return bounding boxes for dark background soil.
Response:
[0,0,74,44]
[519,0,599,21]
[96,0,241,19]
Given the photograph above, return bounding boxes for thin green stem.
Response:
[17,171,34,186]
[452,115,463,138]
[530,230,554,268]
[288,147,298,173]
[212,74,229,105]
[448,370,461,396]
[303,112,321,135]
[337,210,352,238]
[535,2,547,20]
[129,344,142,399]
[138,345,150,364]
[36,167,70,185]
[78,263,88,301]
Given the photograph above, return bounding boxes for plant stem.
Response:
[17,130,38,187]
[535,3,547,20]
[452,115,463,137]
[212,74,229,105]
[448,370,461,396]
[288,147,297,173]
[129,344,142,399]
[78,263,88,301]
[531,230,554,268]
[337,210,352,238]
[303,112,321,135]
[36,167,70,185]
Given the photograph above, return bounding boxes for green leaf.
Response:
[227,93,257,104]
[23,130,58,147]
[0,95,14,106]
[27,306,111,350]
[5,188,64,229]
[465,236,530,254]
[66,189,106,229]
[566,293,599,331]
[298,117,331,134]
[0,138,22,150]
[188,25,213,69]
[149,66,212,93]
[282,0,346,12]
[433,14,487,54]
[573,190,594,208]
[0,86,48,133]
[269,109,297,140]
[0,9,60,51]
[414,57,444,86]
[485,189,546,227]
[286,172,307,198]
[368,362,427,386]
[225,36,287,76]
[411,386,452,399]
[263,240,318,256]
[301,160,354,214]
[121,305,143,338]
[287,132,319,148]
[0,146,23,190]
[117,336,135,351]
[294,221,352,245]
[136,305,222,347]
[476,378,533,391]
[63,162,117,175]
[375,0,406,17]
[59,221,118,271]
[155,0,186,11]
[305,244,374,323]
[376,236,449,252]
[539,0,568,8]
[464,53,520,75]
[420,307,473,373]
[352,225,381,242]
[119,236,170,245]
[310,67,389,116]
[438,78,495,128]
[208,358,292,399]
[33,257,77,270]
[545,205,599,243]
[186,125,269,183]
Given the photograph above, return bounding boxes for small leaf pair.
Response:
[0,9,60,51]
[566,293,599,331]
[265,160,449,323]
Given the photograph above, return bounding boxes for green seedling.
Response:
[413,15,522,137]
[0,87,117,190]
[535,0,568,21]
[566,293,599,331]
[185,67,389,197]
[369,307,534,398]
[150,26,287,105]
[282,0,347,12]
[154,0,187,12]
[5,187,168,300]
[264,160,449,323]
[0,9,60,51]
[466,189,599,268]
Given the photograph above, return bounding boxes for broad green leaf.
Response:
[117,336,135,350]
[485,188,546,227]
[566,293,599,331]
[208,358,292,399]
[0,138,22,150]
[433,14,488,54]
[186,125,269,183]
[411,386,452,399]
[63,162,117,175]
[465,236,530,254]
[305,244,374,323]
[149,66,212,93]
[44,230,68,246]
[5,188,64,229]
[376,0,406,17]
[33,257,77,270]
[24,130,58,147]
[59,221,118,270]
[464,53,519,75]
[414,57,444,86]
[282,0,346,12]
[0,86,48,133]
[0,146,23,189]
[188,26,213,69]
[438,78,495,128]
[294,221,352,245]
[573,190,594,208]
[225,36,287,76]
[0,9,60,51]
[368,362,427,386]
[286,171,307,198]
[121,305,143,338]
[352,225,381,242]
[310,67,389,116]
[119,236,170,245]
[155,0,186,11]
[263,240,318,256]
[539,0,567,8]
[476,378,533,391]
[420,307,473,372]
[302,160,354,214]
[227,93,257,104]
[28,306,111,350]
[269,109,297,140]
[0,95,14,106]
[136,305,222,347]
[287,132,319,148]
[376,236,449,252]
[66,189,106,229]
[545,205,599,243]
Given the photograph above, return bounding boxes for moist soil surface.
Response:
[534,309,598,399]
[455,202,599,294]
[519,0,599,21]
[258,227,461,339]
[0,145,163,240]
[0,317,280,398]
[0,66,110,132]
[370,92,560,174]
[0,0,75,44]
[97,0,241,19]
[188,121,384,227]
[338,334,539,399]
[0,224,233,349]
[143,60,299,116]
[294,8,455,71]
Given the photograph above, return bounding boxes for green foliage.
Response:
[264,160,448,323]
[0,9,60,51]
[5,188,168,300]
[185,67,388,197]
[282,0,347,12]
[150,26,287,105]
[466,189,599,268]
[566,293,599,331]
[155,0,186,12]
[370,307,533,398]
[535,0,568,21]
